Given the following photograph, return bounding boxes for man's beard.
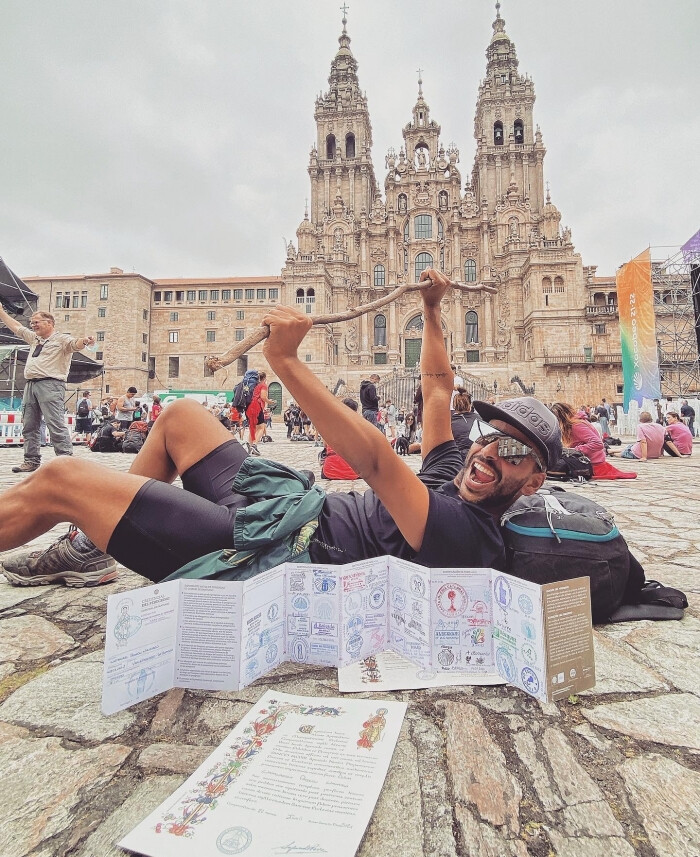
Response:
[456,456,530,513]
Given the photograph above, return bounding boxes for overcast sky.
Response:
[2,0,698,281]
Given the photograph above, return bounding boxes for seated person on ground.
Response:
[618,411,666,461]
[551,402,636,480]
[320,398,361,480]
[663,411,693,456]
[89,420,126,454]
[0,269,560,591]
[396,412,421,454]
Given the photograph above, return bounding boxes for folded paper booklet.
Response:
[102,557,595,714]
[119,690,407,857]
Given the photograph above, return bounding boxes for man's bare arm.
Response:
[0,304,23,335]
[417,270,455,457]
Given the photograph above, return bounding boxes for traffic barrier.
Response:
[0,412,87,446]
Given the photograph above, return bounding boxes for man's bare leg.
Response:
[0,457,149,553]
[1,399,241,554]
[128,398,238,480]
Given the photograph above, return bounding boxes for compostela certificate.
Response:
[120,690,406,857]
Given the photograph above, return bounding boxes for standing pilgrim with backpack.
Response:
[75,391,93,438]
[236,370,269,456]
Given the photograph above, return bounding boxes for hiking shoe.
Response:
[249,444,261,456]
[1,531,118,588]
[11,461,39,473]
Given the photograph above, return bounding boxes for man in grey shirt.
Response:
[0,306,95,472]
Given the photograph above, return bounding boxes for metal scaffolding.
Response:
[652,245,700,396]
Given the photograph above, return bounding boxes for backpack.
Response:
[77,399,90,417]
[500,487,642,624]
[546,448,593,482]
[232,369,260,410]
[121,421,149,454]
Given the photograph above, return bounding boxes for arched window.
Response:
[403,219,409,243]
[406,314,424,335]
[465,311,479,344]
[374,314,387,347]
[542,277,552,294]
[374,264,385,287]
[593,292,606,306]
[415,252,433,279]
[464,259,477,282]
[554,276,565,293]
[345,132,355,158]
[494,121,504,146]
[398,193,408,214]
[305,288,315,314]
[514,119,524,144]
[296,288,305,305]
[326,134,336,160]
[414,214,432,239]
[438,190,448,212]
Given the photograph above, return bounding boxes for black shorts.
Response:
[107,439,250,583]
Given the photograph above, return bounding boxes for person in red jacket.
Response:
[551,402,636,480]
[320,399,361,480]
[245,371,269,455]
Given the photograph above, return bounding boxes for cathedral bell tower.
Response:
[308,10,377,227]
[472,2,545,216]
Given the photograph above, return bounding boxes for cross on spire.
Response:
[417,67,423,96]
[340,3,349,21]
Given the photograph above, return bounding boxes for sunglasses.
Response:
[469,419,544,470]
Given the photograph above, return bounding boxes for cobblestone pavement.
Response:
[0,426,699,857]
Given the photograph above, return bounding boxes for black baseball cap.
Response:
[473,397,561,470]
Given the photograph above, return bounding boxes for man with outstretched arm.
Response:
[0,304,96,473]
[0,269,561,589]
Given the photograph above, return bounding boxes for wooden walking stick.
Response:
[206,277,497,373]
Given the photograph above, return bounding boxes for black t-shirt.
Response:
[310,440,506,570]
[451,411,478,459]
[681,404,695,419]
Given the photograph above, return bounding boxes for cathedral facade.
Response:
[281,6,623,405]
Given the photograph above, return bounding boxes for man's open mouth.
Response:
[468,458,497,485]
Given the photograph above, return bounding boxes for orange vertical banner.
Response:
[616,248,661,409]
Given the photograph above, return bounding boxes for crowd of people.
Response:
[68,379,700,480]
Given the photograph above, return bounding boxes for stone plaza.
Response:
[0,427,698,857]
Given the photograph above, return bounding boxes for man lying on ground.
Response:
[0,269,561,589]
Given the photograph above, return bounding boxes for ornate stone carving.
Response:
[345,322,358,351]
[496,318,511,348]
[414,182,431,206]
